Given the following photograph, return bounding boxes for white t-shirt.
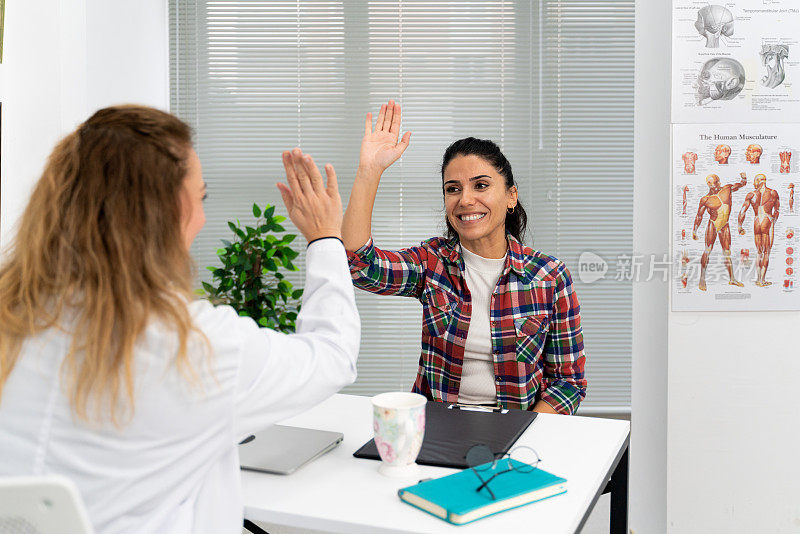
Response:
[457,245,506,405]
[0,238,360,534]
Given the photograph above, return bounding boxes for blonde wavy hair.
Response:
[0,105,202,423]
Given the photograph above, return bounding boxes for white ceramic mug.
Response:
[371,392,427,477]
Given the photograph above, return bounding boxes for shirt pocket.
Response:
[422,287,456,338]
[514,314,550,364]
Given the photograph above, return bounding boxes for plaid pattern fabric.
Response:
[347,235,587,414]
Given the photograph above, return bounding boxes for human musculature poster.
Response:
[672,123,799,311]
[672,1,800,123]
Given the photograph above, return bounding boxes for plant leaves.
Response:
[252,204,262,218]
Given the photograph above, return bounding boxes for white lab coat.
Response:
[0,239,360,534]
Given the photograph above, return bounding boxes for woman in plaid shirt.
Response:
[342,100,587,414]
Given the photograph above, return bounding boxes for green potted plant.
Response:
[201,203,303,334]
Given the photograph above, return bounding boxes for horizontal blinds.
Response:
[532,0,634,409]
[170,0,633,410]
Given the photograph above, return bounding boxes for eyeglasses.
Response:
[464,444,541,501]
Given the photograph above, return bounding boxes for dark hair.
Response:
[440,137,528,243]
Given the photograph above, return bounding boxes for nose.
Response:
[459,188,476,207]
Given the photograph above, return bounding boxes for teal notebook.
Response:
[397,460,567,525]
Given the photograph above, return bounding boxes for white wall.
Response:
[668,312,800,532]
[0,0,168,249]
[85,0,170,111]
[631,1,670,532]
[0,0,86,248]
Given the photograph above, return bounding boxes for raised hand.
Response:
[359,99,412,175]
[277,148,343,243]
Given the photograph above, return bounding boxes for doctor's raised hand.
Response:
[277,148,343,243]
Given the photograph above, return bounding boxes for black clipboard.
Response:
[353,401,537,469]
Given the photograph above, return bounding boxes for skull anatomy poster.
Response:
[672,1,800,123]
[672,123,800,311]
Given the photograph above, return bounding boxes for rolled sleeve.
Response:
[539,264,587,415]
[346,237,376,274]
[346,237,426,298]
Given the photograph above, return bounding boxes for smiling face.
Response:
[442,154,517,258]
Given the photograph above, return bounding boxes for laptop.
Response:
[238,425,344,475]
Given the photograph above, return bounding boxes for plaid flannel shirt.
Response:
[347,234,587,414]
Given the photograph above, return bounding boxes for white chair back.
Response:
[0,476,93,534]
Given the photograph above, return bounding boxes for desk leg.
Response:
[609,446,629,534]
[243,519,269,534]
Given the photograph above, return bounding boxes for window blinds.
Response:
[170,0,633,412]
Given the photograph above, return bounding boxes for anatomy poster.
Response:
[672,123,800,311]
[672,1,800,123]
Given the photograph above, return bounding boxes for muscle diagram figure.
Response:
[696,58,746,105]
[745,144,762,164]
[683,185,689,214]
[738,174,780,287]
[683,151,698,174]
[789,183,794,212]
[715,144,731,164]
[693,173,748,290]
[780,151,791,173]
[695,5,734,48]
[760,44,789,89]
[680,250,690,288]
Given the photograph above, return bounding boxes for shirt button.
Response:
[495,377,501,384]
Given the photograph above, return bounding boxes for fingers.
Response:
[276,183,294,212]
[325,163,338,195]
[376,104,387,132]
[365,112,373,136]
[389,101,401,134]
[301,153,325,193]
[382,99,395,131]
[395,131,411,156]
[290,148,314,197]
[282,151,303,198]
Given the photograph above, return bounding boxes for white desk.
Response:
[242,394,629,534]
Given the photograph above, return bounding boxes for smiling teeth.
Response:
[460,214,486,221]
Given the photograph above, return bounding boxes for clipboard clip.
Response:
[447,403,509,414]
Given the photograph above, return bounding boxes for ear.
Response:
[508,185,518,207]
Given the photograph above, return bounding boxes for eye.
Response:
[445,185,460,194]
[475,182,489,190]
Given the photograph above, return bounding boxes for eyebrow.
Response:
[443,174,492,186]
